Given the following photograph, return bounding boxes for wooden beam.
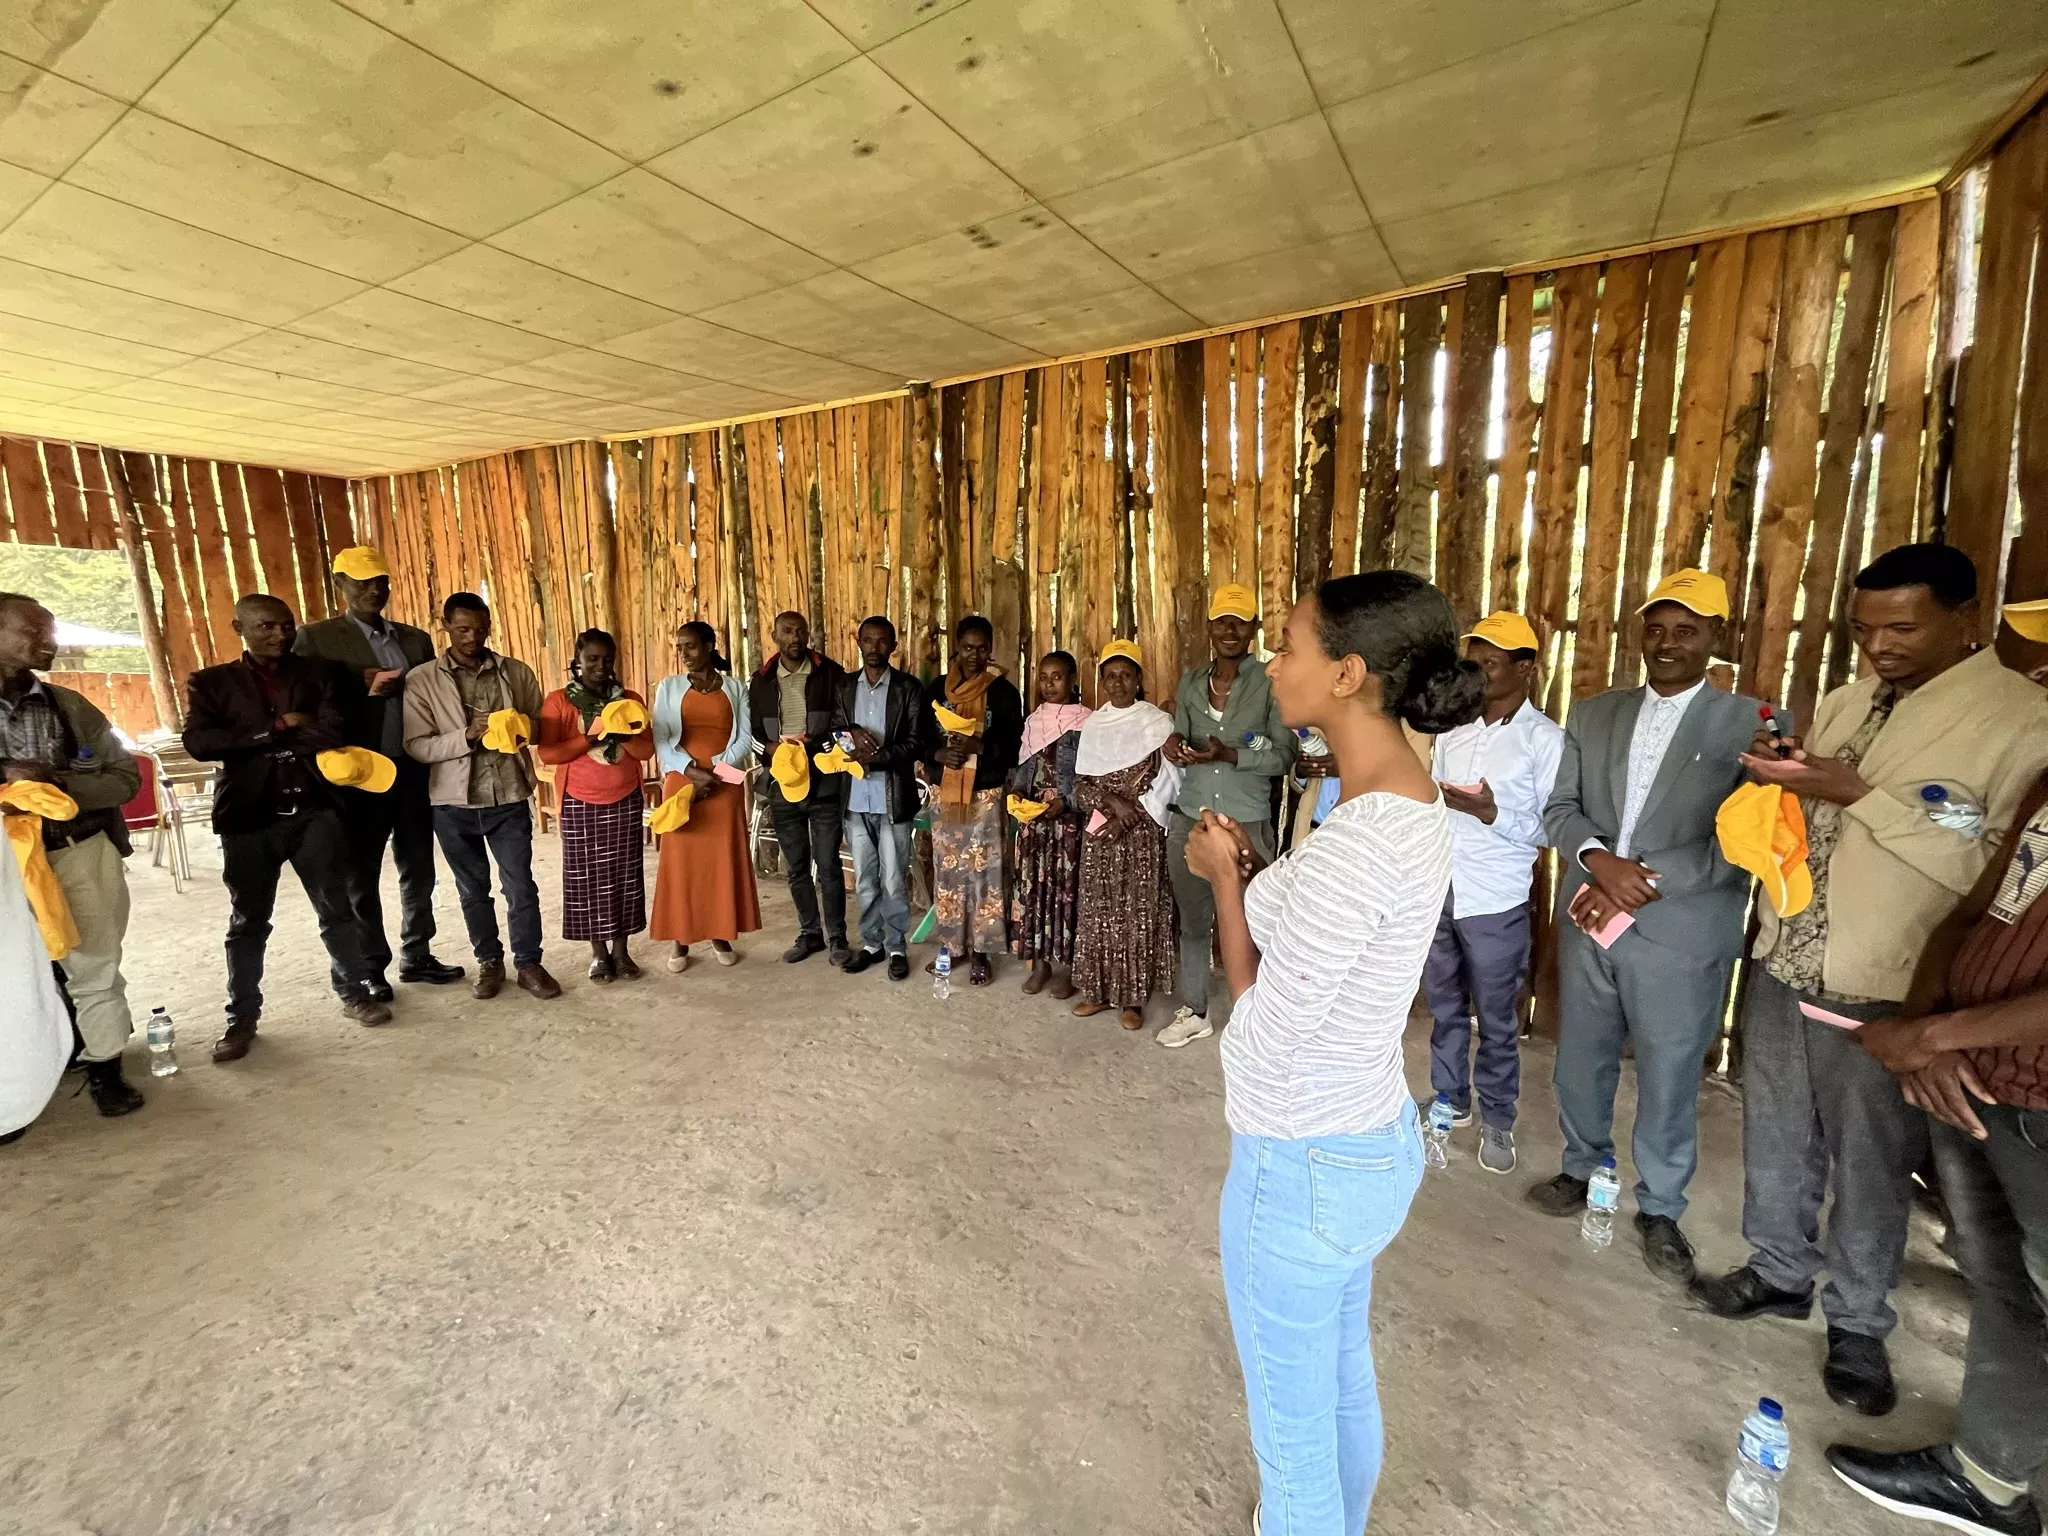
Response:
[1232,329,1260,590]
[2008,174,2048,600]
[1295,310,1341,592]
[1258,323,1301,627]
[99,446,181,730]
[1664,236,1745,571]
[1873,198,1940,555]
[1708,227,1787,662]
[907,381,940,673]
[1202,335,1236,586]
[1529,265,1598,658]
[1392,294,1441,577]
[1331,308,1369,576]
[1614,247,1689,684]
[1446,271,1502,624]
[1574,256,1651,702]
[2,438,54,545]
[1361,305,1399,574]
[1157,340,1208,689]
[1492,276,1537,611]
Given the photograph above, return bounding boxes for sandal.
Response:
[588,957,616,984]
[615,950,641,980]
[1120,1008,1144,1031]
[713,944,739,967]
[969,954,992,987]
[1071,999,1111,1018]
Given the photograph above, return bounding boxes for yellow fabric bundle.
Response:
[598,698,650,738]
[814,742,865,779]
[316,746,396,793]
[932,703,975,737]
[648,781,696,834]
[770,740,810,802]
[1007,794,1048,823]
[1716,782,1813,918]
[0,781,81,960]
[481,709,532,754]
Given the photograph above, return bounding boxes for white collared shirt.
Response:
[1431,697,1565,918]
[1579,678,1707,866]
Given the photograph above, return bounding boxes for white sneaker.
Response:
[1157,1006,1214,1048]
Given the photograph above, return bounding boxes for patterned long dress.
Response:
[1009,731,1084,965]
[1071,752,1177,1008]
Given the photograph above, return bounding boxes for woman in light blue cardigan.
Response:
[649,622,759,972]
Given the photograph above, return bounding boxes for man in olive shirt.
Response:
[1159,583,1296,1047]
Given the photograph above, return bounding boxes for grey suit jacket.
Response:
[1542,683,1763,960]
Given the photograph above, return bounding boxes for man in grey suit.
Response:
[293,545,462,1000]
[1526,568,1762,1286]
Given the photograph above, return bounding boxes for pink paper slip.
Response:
[1086,809,1109,836]
[1799,1001,1866,1031]
[712,761,746,785]
[1589,908,1635,949]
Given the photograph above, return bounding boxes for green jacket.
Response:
[1169,657,1297,823]
[33,683,142,854]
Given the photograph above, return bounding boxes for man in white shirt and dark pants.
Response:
[1421,611,1563,1174]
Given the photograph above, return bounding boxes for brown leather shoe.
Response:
[212,1017,258,1062]
[516,963,562,1000]
[472,960,504,1000]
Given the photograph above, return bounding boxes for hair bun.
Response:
[1398,647,1486,735]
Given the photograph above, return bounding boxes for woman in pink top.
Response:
[536,629,655,983]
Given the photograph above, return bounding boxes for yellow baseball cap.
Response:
[770,739,810,802]
[2002,597,2048,644]
[1715,782,1812,919]
[480,709,531,754]
[932,703,976,736]
[648,781,695,834]
[1640,568,1730,620]
[1098,638,1144,671]
[331,546,391,582]
[813,742,866,779]
[597,697,650,738]
[1209,583,1258,621]
[1007,794,1048,823]
[1464,611,1540,654]
[315,746,397,794]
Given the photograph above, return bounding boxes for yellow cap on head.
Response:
[331,546,390,582]
[1640,567,1730,620]
[1098,638,1144,672]
[480,709,531,755]
[597,697,649,738]
[2002,597,2048,645]
[648,780,695,834]
[1715,782,1813,919]
[1463,610,1540,655]
[1209,583,1258,622]
[315,746,397,793]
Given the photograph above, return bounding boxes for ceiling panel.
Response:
[385,246,680,346]
[0,0,232,103]
[0,60,126,179]
[853,204,1136,326]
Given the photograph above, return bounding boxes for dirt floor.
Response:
[0,833,1980,1535]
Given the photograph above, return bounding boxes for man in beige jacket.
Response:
[1692,543,2048,1419]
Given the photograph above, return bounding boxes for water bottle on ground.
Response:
[1725,1397,1789,1535]
[1581,1158,1620,1248]
[1423,1096,1454,1169]
[1920,783,1986,838]
[146,1006,179,1078]
[933,944,952,1001]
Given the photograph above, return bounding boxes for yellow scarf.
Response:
[0,781,81,960]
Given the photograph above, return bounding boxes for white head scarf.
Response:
[0,847,69,1137]
[1074,699,1174,777]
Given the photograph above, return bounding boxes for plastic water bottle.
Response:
[146,1006,179,1078]
[1921,784,1986,838]
[1725,1397,1789,1535]
[933,944,952,1001]
[1581,1158,1620,1248]
[1423,1096,1455,1169]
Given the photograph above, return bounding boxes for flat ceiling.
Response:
[0,1,2041,479]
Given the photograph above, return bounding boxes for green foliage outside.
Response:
[0,544,152,673]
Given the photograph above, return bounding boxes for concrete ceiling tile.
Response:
[979,284,1201,356]
[387,246,680,346]
[489,347,727,409]
[0,311,195,376]
[488,170,830,315]
[1330,1,1708,227]
[1153,229,1401,328]
[1682,0,2048,148]
[1051,115,1371,283]
[599,315,899,398]
[0,255,263,354]
[647,57,1026,266]
[0,160,50,223]
[873,0,1317,199]
[141,0,627,239]
[0,61,126,178]
[854,204,1135,326]
[0,379,82,407]
[341,0,856,162]
[1377,159,1665,285]
[1277,0,1633,107]
[286,289,565,373]
[65,111,469,284]
[698,270,1037,380]
[406,374,644,419]
[95,377,309,423]
[209,330,477,397]
[150,357,410,417]
[0,347,139,393]
[806,0,975,48]
[0,0,233,102]
[0,184,366,326]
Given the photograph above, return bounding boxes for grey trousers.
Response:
[1553,918,1734,1220]
[1739,970,1926,1337]
[1167,811,1275,1017]
[1422,898,1530,1130]
[1937,1106,2048,1485]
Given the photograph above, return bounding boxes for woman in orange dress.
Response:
[649,621,761,972]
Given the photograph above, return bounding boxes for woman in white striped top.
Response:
[1185,570,1485,1536]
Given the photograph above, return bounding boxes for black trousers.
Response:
[768,783,847,944]
[329,764,439,993]
[222,808,374,1021]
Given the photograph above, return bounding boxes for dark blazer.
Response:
[293,612,435,753]
[924,671,1024,793]
[181,654,347,835]
[832,666,933,824]
[1542,682,1764,960]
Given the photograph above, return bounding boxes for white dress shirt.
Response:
[1579,678,1707,865]
[1431,697,1565,918]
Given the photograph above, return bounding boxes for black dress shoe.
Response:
[0,1126,26,1146]
[84,1058,145,1117]
[783,934,825,964]
[1689,1264,1814,1320]
[212,1017,258,1062]
[827,941,853,968]
[1523,1173,1589,1217]
[361,978,395,1004]
[1827,1443,2040,1536]
[888,954,910,981]
[398,957,465,985]
[1636,1213,1696,1285]
[1825,1327,1898,1416]
[843,949,883,975]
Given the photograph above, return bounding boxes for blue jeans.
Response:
[432,803,543,969]
[1220,1113,1424,1536]
[847,812,914,956]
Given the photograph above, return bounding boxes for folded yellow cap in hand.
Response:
[315,746,396,793]
[1007,794,1047,823]
[932,703,975,736]
[770,739,810,802]
[1716,782,1812,918]
[481,709,532,754]
[814,742,866,779]
[597,697,649,738]
[648,780,696,834]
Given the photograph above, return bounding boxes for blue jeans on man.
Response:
[1219,1110,1425,1536]
[847,811,914,956]
[432,803,543,969]
[1421,898,1529,1129]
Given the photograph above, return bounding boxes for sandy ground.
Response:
[0,832,1979,1535]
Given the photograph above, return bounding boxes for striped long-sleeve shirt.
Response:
[1221,790,1452,1138]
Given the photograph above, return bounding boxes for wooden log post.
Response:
[1492,277,1538,611]
[1613,249,1689,685]
[1360,306,1399,573]
[1156,341,1208,689]
[1447,272,1503,625]
[907,382,941,678]
[1295,311,1341,593]
[1873,200,1940,555]
[100,446,182,730]
[1392,294,1441,577]
[1709,228,1788,670]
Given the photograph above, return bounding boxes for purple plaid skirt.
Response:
[559,791,647,940]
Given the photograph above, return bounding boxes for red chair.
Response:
[122,751,158,840]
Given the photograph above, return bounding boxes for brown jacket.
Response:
[400,650,543,808]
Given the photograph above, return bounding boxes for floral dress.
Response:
[1071,752,1177,1008]
[1009,731,1084,965]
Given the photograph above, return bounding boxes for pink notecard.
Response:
[1799,1001,1866,1031]
[1589,908,1635,949]
[712,761,746,785]
[1087,809,1108,835]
